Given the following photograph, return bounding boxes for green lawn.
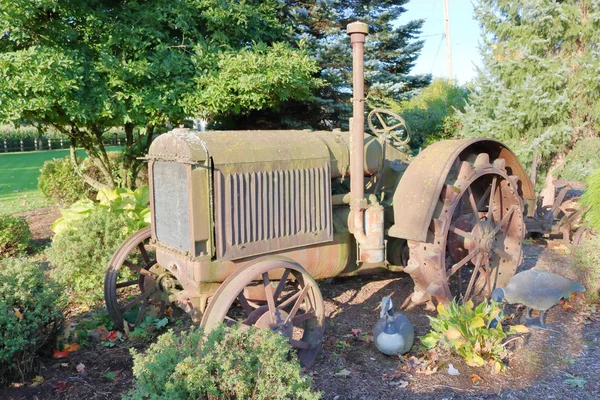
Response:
[0,148,119,215]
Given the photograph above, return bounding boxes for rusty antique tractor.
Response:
[104,22,535,365]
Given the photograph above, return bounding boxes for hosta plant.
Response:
[51,186,150,234]
[420,299,527,373]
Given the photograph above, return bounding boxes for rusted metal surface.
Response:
[106,20,536,364]
[389,138,534,243]
[402,153,525,307]
[200,257,324,367]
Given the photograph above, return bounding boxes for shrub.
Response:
[389,79,468,150]
[0,258,64,385]
[0,215,32,258]
[581,169,600,231]
[46,208,138,307]
[126,325,321,400]
[571,235,600,303]
[38,157,89,206]
[421,300,527,373]
[555,137,600,182]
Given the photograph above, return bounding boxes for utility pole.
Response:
[443,0,452,79]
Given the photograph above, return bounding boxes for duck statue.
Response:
[374,297,414,355]
[491,269,585,327]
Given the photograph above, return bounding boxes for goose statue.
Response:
[374,297,414,355]
[491,270,585,327]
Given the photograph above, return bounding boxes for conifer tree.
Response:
[459,0,600,173]
[231,0,430,130]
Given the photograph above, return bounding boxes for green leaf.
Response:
[420,333,440,349]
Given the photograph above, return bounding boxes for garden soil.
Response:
[1,207,599,399]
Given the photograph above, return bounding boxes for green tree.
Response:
[0,0,319,188]
[389,78,468,149]
[459,0,600,175]
[230,0,431,130]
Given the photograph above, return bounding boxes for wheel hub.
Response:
[472,221,495,254]
[254,309,293,337]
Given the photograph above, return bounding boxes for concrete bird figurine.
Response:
[374,297,414,355]
[491,270,585,327]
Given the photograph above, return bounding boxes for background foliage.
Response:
[389,78,468,150]
[0,0,319,188]
[230,0,430,130]
[126,324,320,400]
[459,0,600,176]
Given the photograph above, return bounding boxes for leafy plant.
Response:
[0,258,64,385]
[571,234,600,303]
[564,373,586,389]
[47,208,139,307]
[38,157,89,206]
[51,186,150,235]
[389,79,468,150]
[421,299,527,373]
[581,169,600,231]
[555,138,600,182]
[126,324,321,400]
[0,214,31,259]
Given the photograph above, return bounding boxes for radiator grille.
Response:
[216,164,332,260]
[153,162,190,252]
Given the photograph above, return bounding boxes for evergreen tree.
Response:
[459,0,600,173]
[230,0,430,130]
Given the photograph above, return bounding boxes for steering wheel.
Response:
[367,108,411,146]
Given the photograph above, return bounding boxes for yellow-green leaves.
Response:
[421,299,524,373]
[52,186,150,235]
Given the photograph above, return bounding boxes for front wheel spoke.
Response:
[467,187,482,228]
[448,248,480,277]
[134,299,149,326]
[116,279,139,289]
[139,268,158,278]
[492,246,513,261]
[123,260,141,272]
[263,273,277,324]
[284,286,309,324]
[492,205,517,235]
[476,185,491,211]
[289,339,312,350]
[138,243,150,263]
[278,291,301,309]
[273,270,291,301]
[376,113,387,130]
[291,311,316,325]
[237,292,255,314]
[121,287,158,313]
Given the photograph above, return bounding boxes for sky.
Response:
[398,0,482,83]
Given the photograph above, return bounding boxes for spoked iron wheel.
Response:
[105,226,175,330]
[406,153,525,305]
[201,258,324,367]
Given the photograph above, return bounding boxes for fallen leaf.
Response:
[445,328,462,340]
[64,343,79,352]
[471,373,483,384]
[52,349,69,359]
[107,331,118,342]
[351,328,363,336]
[448,363,460,376]
[89,326,110,342]
[60,363,69,367]
[334,368,352,377]
[30,376,44,387]
[562,303,573,311]
[389,380,409,388]
[510,324,529,333]
[51,381,68,392]
[76,363,85,373]
[103,369,121,380]
[14,308,24,320]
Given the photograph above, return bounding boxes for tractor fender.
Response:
[388,138,534,242]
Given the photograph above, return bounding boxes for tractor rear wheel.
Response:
[405,153,525,306]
